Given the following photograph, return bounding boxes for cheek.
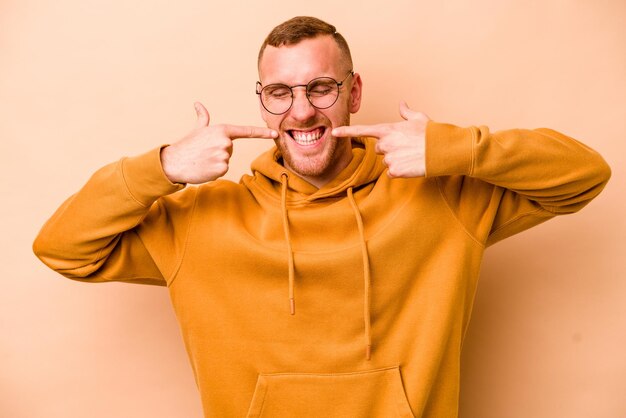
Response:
[259,101,267,122]
[325,106,350,127]
[259,101,279,127]
[261,112,282,129]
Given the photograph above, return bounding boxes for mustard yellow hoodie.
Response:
[33,122,610,417]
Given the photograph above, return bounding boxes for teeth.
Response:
[291,128,323,145]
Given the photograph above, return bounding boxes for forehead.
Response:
[259,36,344,84]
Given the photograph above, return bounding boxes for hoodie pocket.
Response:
[245,366,415,418]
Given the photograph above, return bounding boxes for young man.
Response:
[34,16,610,418]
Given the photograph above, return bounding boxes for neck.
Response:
[284,141,354,189]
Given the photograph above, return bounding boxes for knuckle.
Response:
[378,139,392,153]
[215,162,228,174]
[214,136,230,148]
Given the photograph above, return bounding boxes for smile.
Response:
[288,127,325,146]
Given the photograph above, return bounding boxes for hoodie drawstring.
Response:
[280,173,296,315]
[347,187,372,361]
[279,174,372,360]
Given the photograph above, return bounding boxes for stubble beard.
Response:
[277,114,350,179]
[278,135,338,178]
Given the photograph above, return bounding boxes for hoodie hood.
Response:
[247,136,385,201]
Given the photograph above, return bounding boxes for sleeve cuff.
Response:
[425,121,474,177]
[120,146,185,207]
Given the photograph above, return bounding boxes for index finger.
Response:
[332,124,387,139]
[225,125,278,140]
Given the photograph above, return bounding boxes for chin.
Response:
[279,136,339,179]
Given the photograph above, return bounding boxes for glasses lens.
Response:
[307,78,339,109]
[261,84,292,114]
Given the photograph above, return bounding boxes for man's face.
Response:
[258,35,362,186]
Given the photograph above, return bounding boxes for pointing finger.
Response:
[332,124,387,139]
[194,102,210,127]
[225,125,278,140]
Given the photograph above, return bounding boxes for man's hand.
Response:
[161,102,278,184]
[332,102,429,178]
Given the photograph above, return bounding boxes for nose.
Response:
[288,88,316,121]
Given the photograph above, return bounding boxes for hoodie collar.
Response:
[250,137,385,201]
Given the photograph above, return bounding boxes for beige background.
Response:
[1,0,624,417]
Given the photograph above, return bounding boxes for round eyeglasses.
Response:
[256,71,354,115]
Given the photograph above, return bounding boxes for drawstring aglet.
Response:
[290,298,295,315]
[366,344,372,361]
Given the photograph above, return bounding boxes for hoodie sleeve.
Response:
[424,121,611,246]
[32,147,190,285]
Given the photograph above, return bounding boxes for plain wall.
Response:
[1,0,624,417]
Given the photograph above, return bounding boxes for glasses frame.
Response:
[256,70,354,115]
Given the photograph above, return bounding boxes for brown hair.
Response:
[258,16,353,69]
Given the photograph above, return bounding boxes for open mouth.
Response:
[287,127,326,146]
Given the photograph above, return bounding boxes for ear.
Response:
[349,72,363,114]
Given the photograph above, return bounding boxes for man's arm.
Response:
[333,102,611,245]
[33,103,277,284]
[33,146,185,284]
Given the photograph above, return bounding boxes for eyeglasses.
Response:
[256,71,354,115]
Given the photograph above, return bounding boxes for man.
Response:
[34,16,610,418]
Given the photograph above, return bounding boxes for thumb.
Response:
[399,100,422,121]
[194,102,210,127]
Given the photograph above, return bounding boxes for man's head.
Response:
[257,16,353,70]
[257,16,362,187]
